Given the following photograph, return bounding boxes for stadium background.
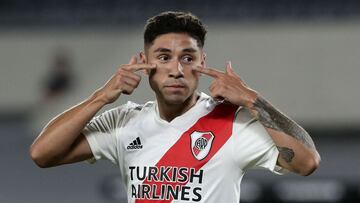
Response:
[0,0,360,202]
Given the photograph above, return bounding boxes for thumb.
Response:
[225,61,236,76]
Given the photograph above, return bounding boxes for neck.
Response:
[157,93,199,122]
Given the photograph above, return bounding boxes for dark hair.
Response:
[144,11,207,48]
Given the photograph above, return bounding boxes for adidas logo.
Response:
[127,137,143,150]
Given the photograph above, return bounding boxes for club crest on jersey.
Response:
[190,131,214,160]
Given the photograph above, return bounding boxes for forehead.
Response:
[147,33,201,53]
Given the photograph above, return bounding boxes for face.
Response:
[142,33,205,105]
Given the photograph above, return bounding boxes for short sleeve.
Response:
[233,108,284,174]
[82,105,127,165]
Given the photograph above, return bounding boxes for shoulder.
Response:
[196,92,240,121]
[111,100,155,125]
[123,100,154,114]
[91,100,154,126]
[106,100,154,114]
[234,106,256,125]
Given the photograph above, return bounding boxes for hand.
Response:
[193,61,258,107]
[95,55,156,104]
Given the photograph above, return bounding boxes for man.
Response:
[30,11,320,202]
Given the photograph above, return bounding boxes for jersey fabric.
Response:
[82,92,282,203]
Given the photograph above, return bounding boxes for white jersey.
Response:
[83,92,282,203]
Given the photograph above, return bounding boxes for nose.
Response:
[168,61,184,79]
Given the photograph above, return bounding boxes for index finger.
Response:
[193,66,223,78]
[124,63,157,72]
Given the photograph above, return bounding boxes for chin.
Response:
[163,95,188,105]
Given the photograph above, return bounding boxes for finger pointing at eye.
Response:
[192,66,223,78]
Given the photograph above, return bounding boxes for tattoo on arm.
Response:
[253,96,316,149]
[277,146,295,163]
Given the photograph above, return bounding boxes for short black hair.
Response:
[144,11,207,49]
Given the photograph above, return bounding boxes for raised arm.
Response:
[193,62,320,176]
[30,56,156,168]
[30,93,106,168]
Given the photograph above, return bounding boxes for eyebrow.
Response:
[154,48,171,53]
[183,48,197,53]
[153,47,198,53]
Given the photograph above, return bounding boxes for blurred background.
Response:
[1,0,360,202]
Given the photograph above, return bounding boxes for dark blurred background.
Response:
[1,0,360,202]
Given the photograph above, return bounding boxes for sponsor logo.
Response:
[127,137,143,150]
[129,166,203,201]
[190,131,214,160]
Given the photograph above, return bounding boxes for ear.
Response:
[195,52,207,77]
[139,51,151,75]
[139,51,147,63]
[200,52,207,68]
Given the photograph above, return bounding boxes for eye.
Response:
[158,55,170,62]
[182,55,193,63]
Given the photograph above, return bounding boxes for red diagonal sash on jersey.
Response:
[135,104,238,203]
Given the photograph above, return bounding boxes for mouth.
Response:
[163,79,187,92]
[164,85,186,91]
[164,83,186,92]
[165,84,185,88]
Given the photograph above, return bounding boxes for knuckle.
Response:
[116,69,123,75]
[117,69,128,76]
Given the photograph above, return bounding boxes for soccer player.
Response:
[30,11,320,202]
